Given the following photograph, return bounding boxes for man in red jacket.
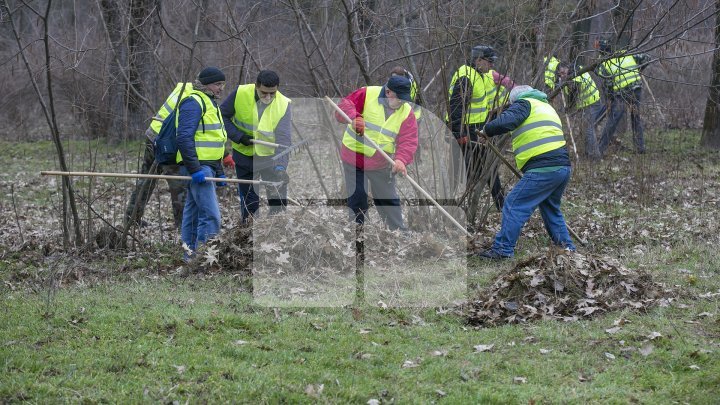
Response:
[335,76,419,231]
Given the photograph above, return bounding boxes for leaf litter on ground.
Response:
[468,249,675,326]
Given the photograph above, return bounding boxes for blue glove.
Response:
[191,170,206,184]
[274,165,290,184]
[216,174,227,187]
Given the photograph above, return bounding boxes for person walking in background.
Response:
[335,76,418,231]
[476,85,575,260]
[557,62,604,160]
[595,39,649,155]
[221,70,292,223]
[176,67,228,259]
[447,45,514,212]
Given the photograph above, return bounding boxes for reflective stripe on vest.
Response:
[230,84,291,156]
[149,82,193,134]
[446,65,492,124]
[342,86,412,157]
[511,98,566,170]
[175,90,227,163]
[563,71,600,109]
[544,56,560,89]
[602,55,641,92]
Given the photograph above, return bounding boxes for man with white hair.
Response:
[476,85,575,259]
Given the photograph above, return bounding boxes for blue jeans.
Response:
[492,166,575,257]
[180,165,221,254]
[580,102,605,159]
[599,87,645,155]
[343,162,405,230]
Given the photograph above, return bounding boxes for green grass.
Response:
[1,266,718,403]
[1,129,720,402]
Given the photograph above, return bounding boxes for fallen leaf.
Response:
[233,340,249,345]
[304,384,324,397]
[605,326,622,335]
[473,344,494,353]
[402,360,419,368]
[604,352,616,360]
[689,365,701,371]
[431,350,448,357]
[613,318,631,326]
[377,300,388,309]
[513,376,527,384]
[173,365,186,374]
[367,400,380,405]
[539,349,552,354]
[697,312,713,318]
[646,332,663,340]
[435,389,447,397]
[359,328,372,334]
[639,344,654,357]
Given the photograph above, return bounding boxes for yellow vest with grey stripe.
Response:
[342,86,413,157]
[511,98,566,170]
[485,70,510,111]
[150,82,194,135]
[564,71,600,109]
[544,56,560,89]
[601,55,641,92]
[175,90,227,163]
[230,84,291,157]
[410,80,421,121]
[446,65,493,124]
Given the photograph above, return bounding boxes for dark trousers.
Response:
[233,151,287,221]
[343,162,405,231]
[599,87,645,155]
[125,131,187,228]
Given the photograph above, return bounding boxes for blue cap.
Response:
[386,76,412,102]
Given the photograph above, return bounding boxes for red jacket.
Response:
[335,87,418,170]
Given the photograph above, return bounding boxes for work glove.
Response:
[239,134,253,146]
[222,154,235,168]
[216,173,227,187]
[191,170,206,184]
[274,165,290,185]
[352,116,365,135]
[456,135,468,146]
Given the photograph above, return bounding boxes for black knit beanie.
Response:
[198,67,225,85]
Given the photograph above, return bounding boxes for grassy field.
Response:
[1,129,720,403]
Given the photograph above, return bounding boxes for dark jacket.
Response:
[176,95,222,175]
[484,99,570,172]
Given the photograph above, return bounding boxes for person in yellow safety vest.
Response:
[475,85,575,259]
[220,70,292,223]
[447,45,514,212]
[124,83,192,230]
[176,67,228,260]
[557,62,604,160]
[335,75,419,231]
[595,39,649,155]
[543,56,561,91]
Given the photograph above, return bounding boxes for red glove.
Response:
[457,135,468,146]
[223,154,235,168]
[353,116,365,135]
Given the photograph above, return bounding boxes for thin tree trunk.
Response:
[700,0,720,149]
[342,0,371,84]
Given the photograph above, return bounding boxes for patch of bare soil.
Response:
[467,249,676,326]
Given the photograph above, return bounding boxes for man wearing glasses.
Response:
[221,70,292,223]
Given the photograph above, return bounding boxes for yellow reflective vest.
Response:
[149,82,194,134]
[564,71,600,109]
[342,86,413,157]
[511,98,566,170]
[175,90,227,163]
[230,84,291,157]
[600,55,641,92]
[485,70,510,111]
[544,56,560,89]
[410,80,421,121]
[446,65,494,124]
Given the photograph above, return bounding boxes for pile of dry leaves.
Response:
[191,209,463,275]
[468,250,675,326]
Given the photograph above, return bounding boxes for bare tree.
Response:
[701,0,720,149]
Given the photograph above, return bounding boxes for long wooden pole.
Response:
[324,96,471,237]
[560,92,580,162]
[475,131,587,246]
[41,171,282,186]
